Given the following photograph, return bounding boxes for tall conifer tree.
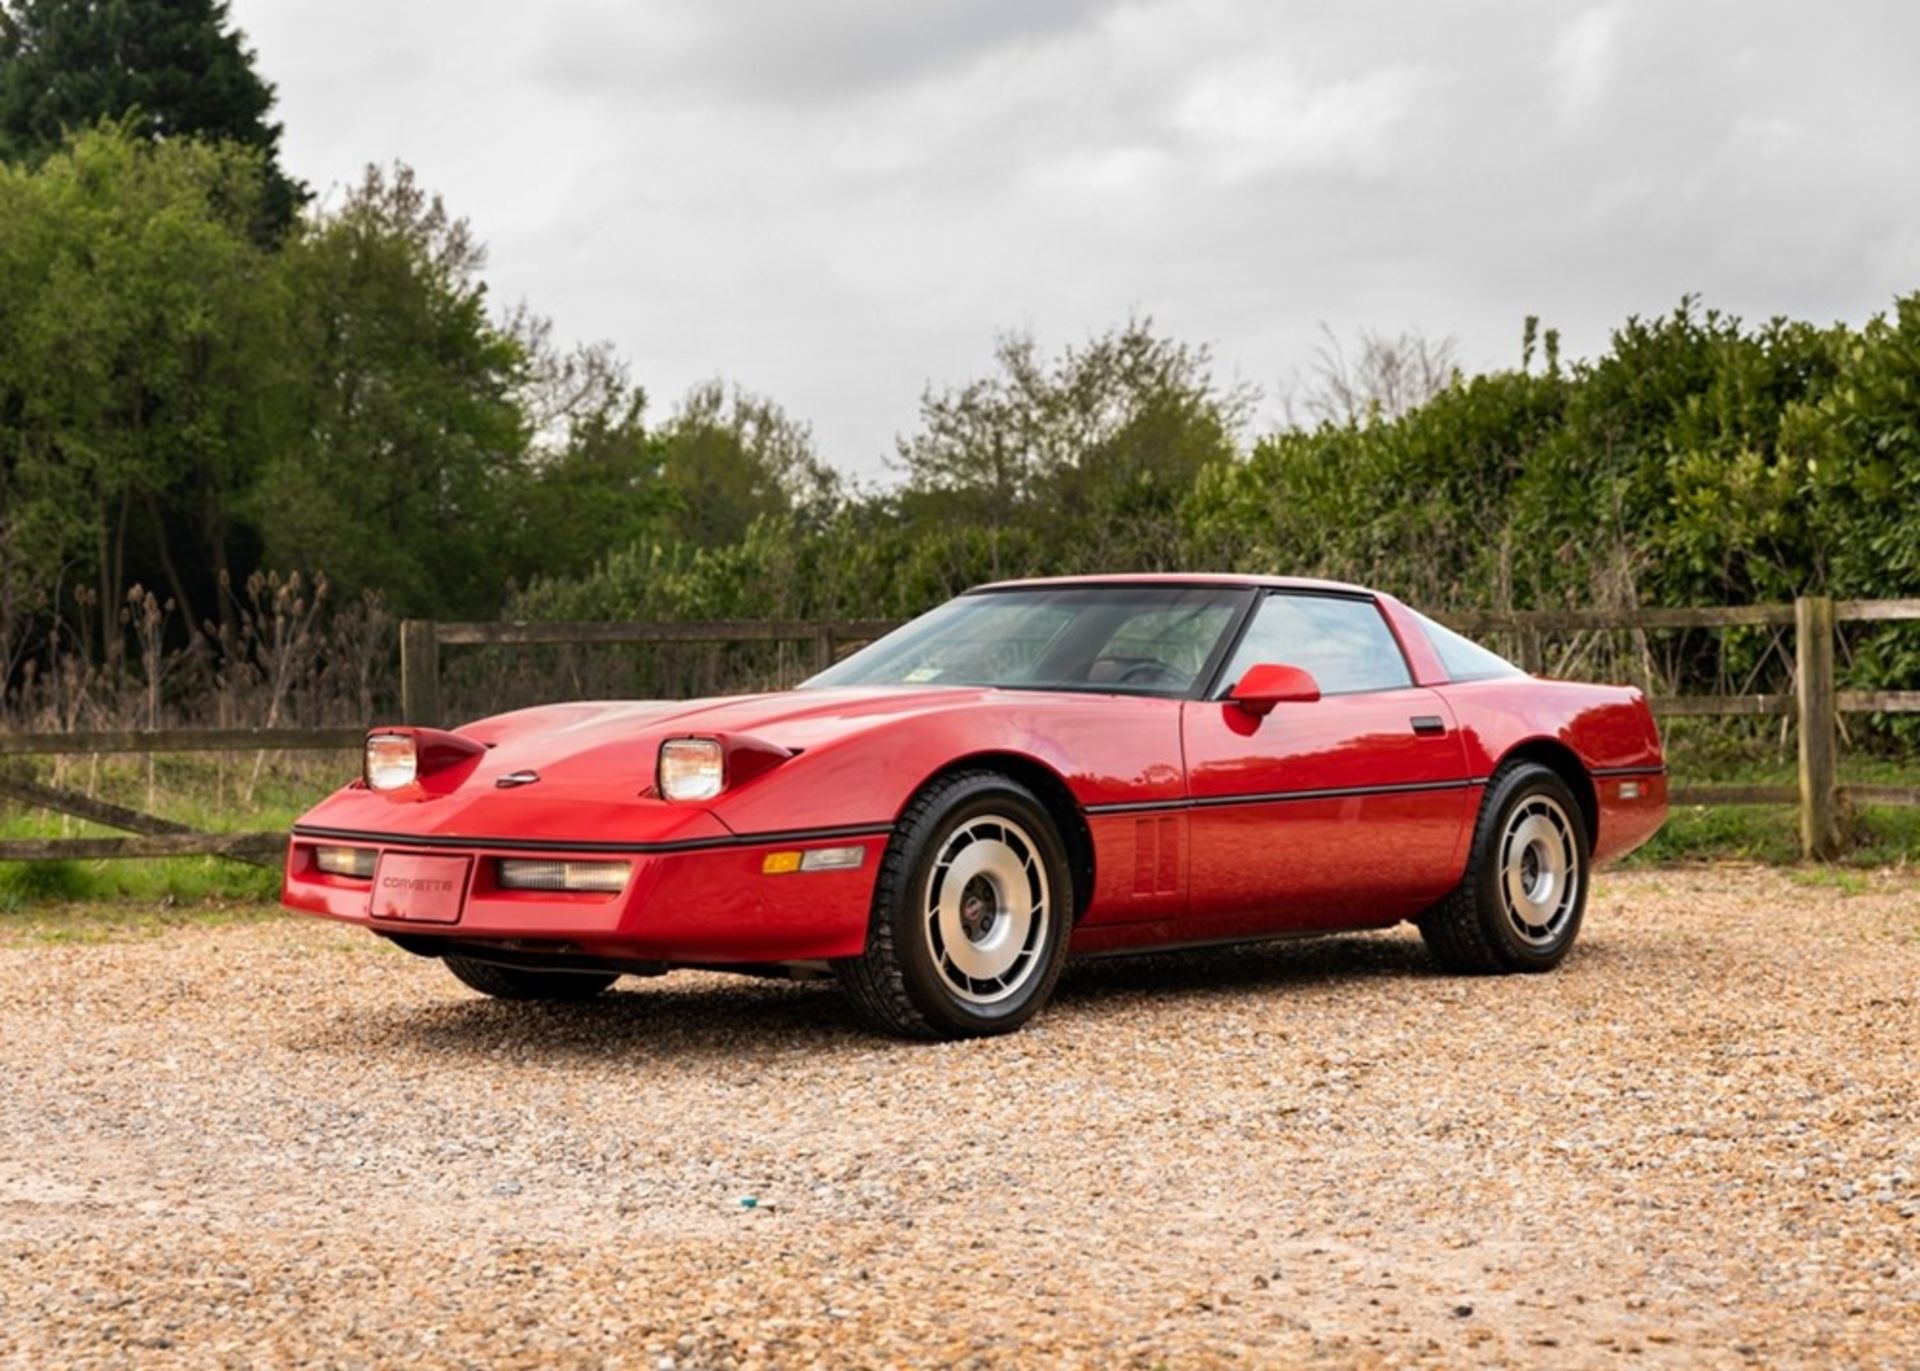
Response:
[0,0,303,233]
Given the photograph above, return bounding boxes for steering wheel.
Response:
[1117,659,1186,688]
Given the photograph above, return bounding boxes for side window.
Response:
[1413,610,1525,682]
[1219,594,1413,695]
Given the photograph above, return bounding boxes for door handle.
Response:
[1410,715,1446,737]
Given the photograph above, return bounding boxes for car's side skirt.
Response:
[1068,921,1404,960]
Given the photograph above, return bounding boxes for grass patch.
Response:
[0,751,334,904]
[1789,868,1874,896]
[0,897,281,945]
[0,857,102,905]
[1637,726,1919,865]
[0,812,285,905]
[1622,801,1920,868]
[1625,804,1802,866]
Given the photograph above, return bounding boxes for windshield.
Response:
[805,586,1248,697]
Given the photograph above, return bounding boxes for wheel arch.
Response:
[901,751,1096,921]
[1495,738,1599,845]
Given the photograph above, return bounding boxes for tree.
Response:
[896,318,1253,577]
[250,164,529,617]
[0,0,304,234]
[0,124,290,656]
[657,381,837,548]
[1283,325,1461,428]
[497,314,675,586]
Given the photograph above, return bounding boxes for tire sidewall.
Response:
[1474,765,1591,971]
[884,776,1073,1035]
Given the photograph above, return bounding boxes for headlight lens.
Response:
[365,732,417,790]
[658,738,724,802]
[314,845,377,878]
[496,859,631,893]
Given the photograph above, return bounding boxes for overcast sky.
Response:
[236,0,1920,480]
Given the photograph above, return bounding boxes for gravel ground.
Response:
[0,865,1914,1369]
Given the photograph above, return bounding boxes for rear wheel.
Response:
[443,956,619,1001]
[1417,761,1590,974]
[836,771,1072,1039]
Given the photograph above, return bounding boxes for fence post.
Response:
[399,619,442,726]
[1512,624,1545,675]
[811,624,835,676]
[1794,595,1841,860]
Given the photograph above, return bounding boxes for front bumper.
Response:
[280,825,889,963]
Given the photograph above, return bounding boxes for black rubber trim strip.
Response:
[290,820,894,856]
[1084,776,1490,816]
[1590,764,1668,778]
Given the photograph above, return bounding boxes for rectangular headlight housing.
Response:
[496,859,631,893]
[314,845,377,878]
[365,732,417,791]
[658,738,724,802]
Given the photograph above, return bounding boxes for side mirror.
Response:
[1228,663,1322,716]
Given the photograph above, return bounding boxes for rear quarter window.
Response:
[1414,612,1527,682]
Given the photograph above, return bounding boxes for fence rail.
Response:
[0,726,363,756]
[0,833,284,863]
[1,595,1915,866]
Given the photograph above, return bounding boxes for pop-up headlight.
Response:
[657,738,725,802]
[365,733,417,791]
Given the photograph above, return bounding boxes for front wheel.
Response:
[1417,761,1590,974]
[835,771,1073,1039]
[443,956,619,1001]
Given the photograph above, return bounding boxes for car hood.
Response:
[465,685,1006,770]
[293,687,1005,844]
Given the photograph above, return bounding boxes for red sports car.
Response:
[283,576,1667,1038]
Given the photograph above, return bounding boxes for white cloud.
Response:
[1174,61,1439,181]
[1548,4,1627,123]
[234,0,1920,477]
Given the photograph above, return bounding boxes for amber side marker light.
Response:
[761,846,866,875]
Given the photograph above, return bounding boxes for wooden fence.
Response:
[1442,596,1920,858]
[0,727,363,866]
[1,596,1915,866]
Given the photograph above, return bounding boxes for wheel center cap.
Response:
[960,877,998,941]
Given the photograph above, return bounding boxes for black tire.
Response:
[835,771,1074,1040]
[443,956,619,1002]
[1417,761,1591,974]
